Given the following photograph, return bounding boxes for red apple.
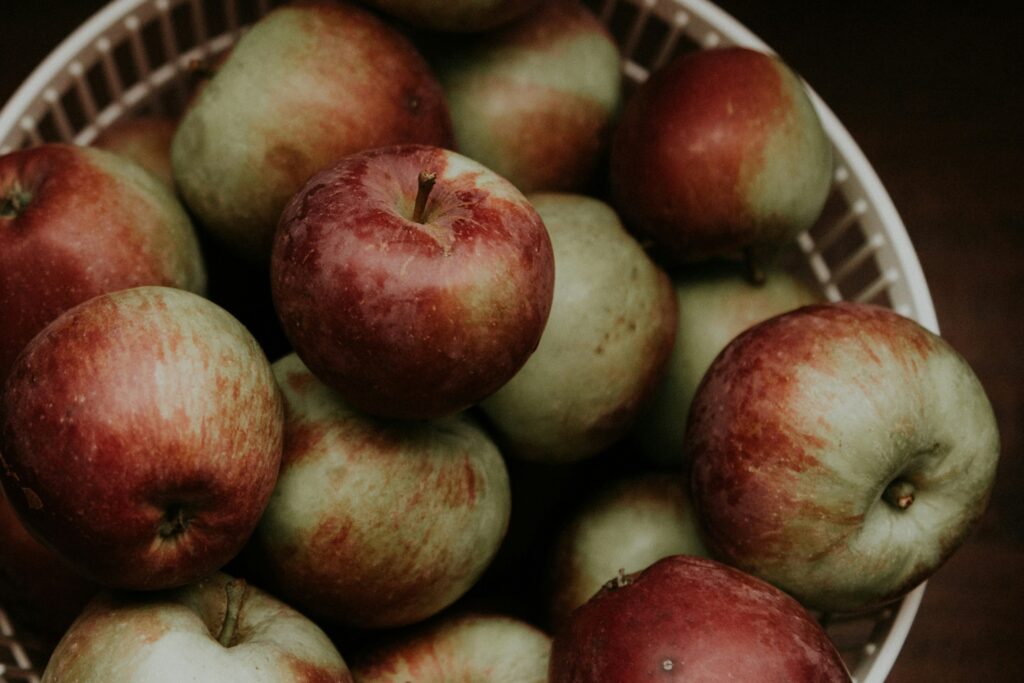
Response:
[42,573,353,682]
[271,144,555,419]
[360,0,544,32]
[0,143,206,383]
[249,353,511,629]
[172,0,454,263]
[0,286,284,590]
[686,302,1000,612]
[549,555,850,682]
[92,116,177,189]
[609,47,833,264]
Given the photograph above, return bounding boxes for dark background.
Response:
[2,1,1021,680]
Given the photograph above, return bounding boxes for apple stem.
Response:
[217,578,247,648]
[1,187,32,219]
[743,247,766,286]
[412,171,437,224]
[883,479,915,510]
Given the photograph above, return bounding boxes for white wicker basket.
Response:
[0,0,932,681]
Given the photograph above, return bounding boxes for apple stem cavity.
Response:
[217,578,248,648]
[883,479,916,510]
[412,171,437,224]
[1,186,32,219]
[157,504,190,540]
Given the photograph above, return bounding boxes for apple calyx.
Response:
[157,504,192,540]
[217,578,248,648]
[411,170,437,224]
[1,186,32,219]
[882,479,916,510]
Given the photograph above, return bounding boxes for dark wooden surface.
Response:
[2,1,1021,680]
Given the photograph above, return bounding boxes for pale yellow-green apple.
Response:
[172,0,454,263]
[546,472,708,631]
[360,0,543,32]
[610,47,833,264]
[0,287,283,590]
[632,261,822,465]
[429,0,621,193]
[271,144,554,419]
[351,612,550,682]
[687,302,1000,612]
[550,556,850,682]
[0,143,205,383]
[93,116,177,189]
[250,353,511,629]
[42,573,353,682]
[479,193,676,463]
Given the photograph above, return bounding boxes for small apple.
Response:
[479,193,676,462]
[42,572,353,682]
[172,0,454,263]
[609,47,833,264]
[686,302,1000,613]
[0,286,284,590]
[428,0,622,193]
[250,353,511,629]
[351,612,550,682]
[546,472,708,631]
[0,143,206,383]
[93,116,177,189]
[550,555,850,682]
[632,260,821,465]
[271,144,555,419]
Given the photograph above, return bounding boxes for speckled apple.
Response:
[430,0,621,193]
[479,193,675,462]
[610,47,833,264]
[172,0,454,263]
[0,143,206,383]
[271,144,554,420]
[361,0,543,32]
[686,302,1000,613]
[93,116,177,189]
[0,287,283,590]
[251,354,511,629]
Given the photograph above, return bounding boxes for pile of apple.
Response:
[0,1,1000,681]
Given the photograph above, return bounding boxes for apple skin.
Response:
[549,555,850,682]
[93,116,177,189]
[0,143,206,383]
[360,0,543,32]
[250,353,511,629]
[479,193,676,462]
[546,472,708,631]
[609,47,833,264]
[428,0,621,194]
[0,286,284,591]
[686,302,1000,613]
[271,144,555,420]
[172,0,454,263]
[351,612,550,682]
[41,572,353,682]
[632,261,821,466]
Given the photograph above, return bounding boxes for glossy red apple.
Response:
[686,302,1000,612]
[93,116,177,189]
[42,573,353,682]
[0,143,206,383]
[271,144,555,419]
[249,353,511,629]
[0,286,284,590]
[549,555,850,682]
[609,47,833,264]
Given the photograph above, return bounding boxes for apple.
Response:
[249,353,511,629]
[93,116,177,189]
[172,0,454,263]
[546,472,708,631]
[686,302,1000,613]
[0,286,284,591]
[549,555,850,682]
[632,260,821,465]
[358,0,543,33]
[428,0,622,193]
[271,144,555,420]
[351,612,550,682]
[479,193,676,462]
[0,143,206,383]
[0,488,97,644]
[609,47,833,264]
[41,572,353,682]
